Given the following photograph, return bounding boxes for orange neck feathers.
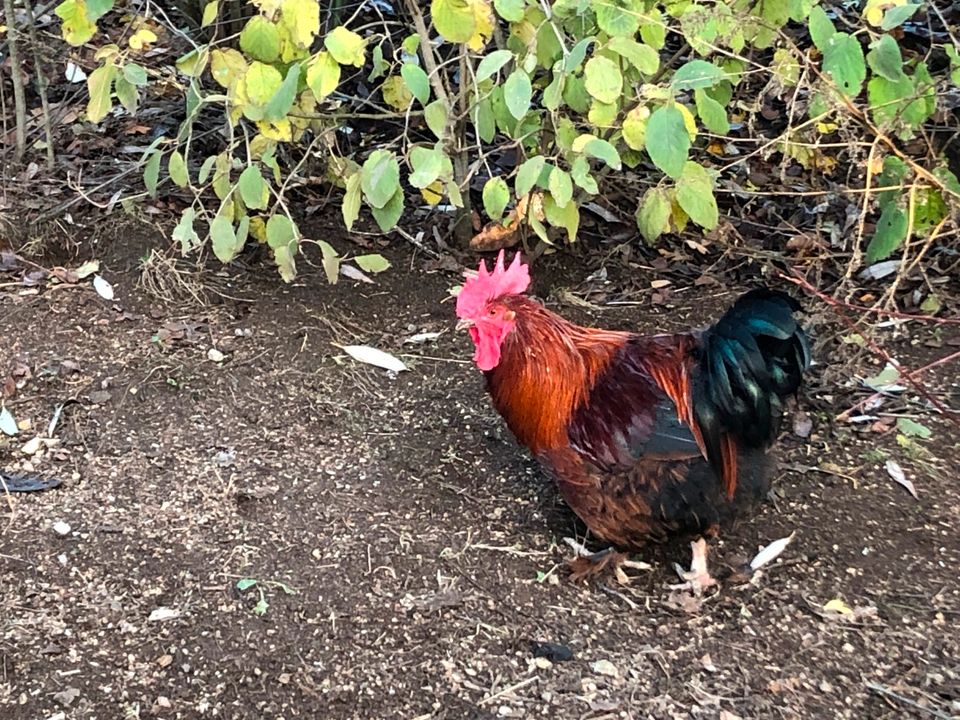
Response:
[483,296,630,453]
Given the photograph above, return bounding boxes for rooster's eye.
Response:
[488,307,498,317]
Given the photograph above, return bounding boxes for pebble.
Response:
[207,348,225,363]
[591,659,619,677]
[52,521,71,536]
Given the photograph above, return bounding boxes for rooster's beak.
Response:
[455,318,474,332]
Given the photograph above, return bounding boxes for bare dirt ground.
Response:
[2,220,959,720]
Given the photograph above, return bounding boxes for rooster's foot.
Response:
[563,539,651,583]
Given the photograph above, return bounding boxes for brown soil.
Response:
[2,221,959,720]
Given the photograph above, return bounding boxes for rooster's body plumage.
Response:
[456,252,810,551]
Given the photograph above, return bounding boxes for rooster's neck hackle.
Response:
[483,296,630,453]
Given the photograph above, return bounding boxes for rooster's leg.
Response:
[564,539,651,582]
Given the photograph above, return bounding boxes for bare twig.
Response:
[865,682,954,720]
[3,0,28,162]
[22,0,55,169]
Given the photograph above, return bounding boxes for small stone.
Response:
[278,673,291,685]
[21,437,43,455]
[157,654,174,668]
[52,521,71,536]
[533,657,553,670]
[52,688,79,707]
[591,659,618,677]
[207,348,225,363]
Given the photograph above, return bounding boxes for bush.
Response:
[50,0,959,281]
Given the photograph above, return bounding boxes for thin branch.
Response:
[3,0,28,162]
[22,0,55,169]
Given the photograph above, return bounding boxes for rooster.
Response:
[455,251,810,570]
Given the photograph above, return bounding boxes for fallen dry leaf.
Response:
[885,459,918,500]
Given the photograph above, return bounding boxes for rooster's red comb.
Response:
[455,250,530,319]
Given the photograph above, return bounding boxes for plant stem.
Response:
[3,0,28,163]
[22,0,55,169]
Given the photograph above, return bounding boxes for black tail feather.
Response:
[693,288,811,478]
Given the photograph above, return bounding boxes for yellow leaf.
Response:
[677,103,698,141]
[128,27,157,50]
[622,105,650,150]
[824,598,853,615]
[257,118,293,141]
[306,51,340,100]
[211,48,248,89]
[324,26,366,67]
[251,0,283,15]
[86,64,117,123]
[280,0,320,49]
[466,0,495,51]
[863,0,906,27]
[55,0,96,46]
[248,216,268,243]
[201,0,218,27]
[420,180,444,205]
[816,121,838,133]
[381,75,413,110]
[249,134,276,159]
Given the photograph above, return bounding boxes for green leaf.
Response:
[822,33,866,97]
[808,6,836,51]
[113,76,138,113]
[543,193,580,242]
[636,187,671,243]
[86,64,116,123]
[176,46,209,77]
[325,26,366,67]
[173,206,201,254]
[56,0,97,46]
[425,99,448,139]
[370,188,404,231]
[676,162,718,229]
[896,417,931,439]
[596,0,640,37]
[581,138,621,169]
[342,172,362,230]
[482,176,510,220]
[880,3,920,30]
[236,578,258,591]
[238,165,268,210]
[583,55,623,105]
[671,60,725,91]
[493,0,525,22]
[240,16,280,63]
[264,62,300,121]
[503,69,532,120]
[361,150,400,209]
[867,74,915,128]
[122,62,148,86]
[266,214,298,249]
[143,150,162,197]
[197,155,217,185]
[645,106,689,179]
[564,38,594,74]
[476,50,513,82]
[865,204,907,263]
[168,150,189,188]
[622,105,649,150]
[210,216,241,263]
[548,167,573,208]
[401,63,431,105]
[606,38,659,75]
[354,254,391,273]
[694,88,729,135]
[515,156,546,197]
[570,156,598,194]
[640,7,666,49]
[318,241,339,284]
[409,146,444,188]
[306,51,340,100]
[866,35,905,82]
[431,0,475,43]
